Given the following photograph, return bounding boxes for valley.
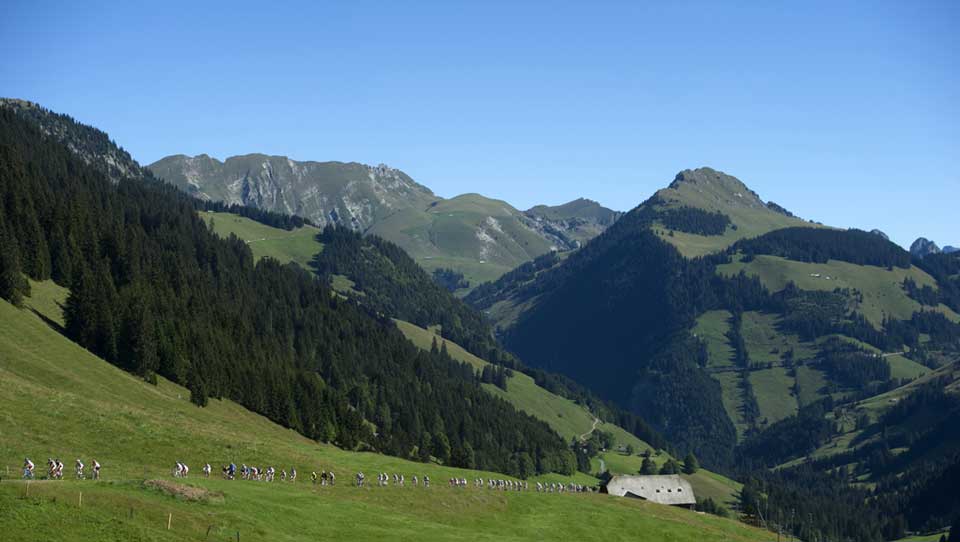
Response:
[1,98,958,542]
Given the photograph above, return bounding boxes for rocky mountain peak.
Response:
[910,237,941,258]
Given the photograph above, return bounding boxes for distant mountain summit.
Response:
[150,153,436,230]
[910,237,941,258]
[649,167,815,257]
[149,153,618,285]
[525,198,622,246]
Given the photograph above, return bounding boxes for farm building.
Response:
[603,474,696,508]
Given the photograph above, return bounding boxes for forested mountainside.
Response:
[469,168,960,475]
[0,98,143,182]
[148,154,618,286]
[0,105,579,478]
[310,226,669,452]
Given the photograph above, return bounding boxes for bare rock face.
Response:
[870,229,890,241]
[149,154,437,230]
[910,237,941,258]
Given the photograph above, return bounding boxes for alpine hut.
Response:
[603,474,696,508]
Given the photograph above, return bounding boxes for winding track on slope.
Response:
[578,416,600,442]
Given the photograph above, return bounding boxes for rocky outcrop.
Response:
[910,237,941,258]
[149,154,437,230]
[524,198,621,247]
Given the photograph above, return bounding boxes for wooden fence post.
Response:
[79,491,82,508]
[167,512,172,530]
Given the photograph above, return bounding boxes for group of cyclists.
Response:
[22,457,591,495]
[22,458,100,480]
[176,462,306,484]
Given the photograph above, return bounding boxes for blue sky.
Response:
[2,1,957,248]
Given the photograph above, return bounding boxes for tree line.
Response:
[199,200,313,230]
[728,227,913,268]
[654,200,732,236]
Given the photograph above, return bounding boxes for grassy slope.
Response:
[697,306,933,434]
[0,283,771,542]
[394,320,742,508]
[368,194,559,288]
[778,363,960,468]
[394,320,600,446]
[717,255,960,327]
[695,310,736,370]
[200,211,323,269]
[651,174,814,258]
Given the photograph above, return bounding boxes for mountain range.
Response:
[148,153,618,286]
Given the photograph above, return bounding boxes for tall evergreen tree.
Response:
[0,223,29,306]
[683,452,700,474]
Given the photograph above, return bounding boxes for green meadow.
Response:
[0,282,772,541]
[201,211,323,269]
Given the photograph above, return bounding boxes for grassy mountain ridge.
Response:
[148,154,619,287]
[468,167,960,479]
[0,283,770,542]
[651,167,817,257]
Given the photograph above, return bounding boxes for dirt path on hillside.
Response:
[579,416,600,442]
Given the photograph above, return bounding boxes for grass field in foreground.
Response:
[0,282,770,541]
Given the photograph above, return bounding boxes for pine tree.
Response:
[659,458,680,475]
[417,432,432,463]
[0,224,29,306]
[640,457,657,475]
[433,432,451,465]
[462,441,476,469]
[132,305,159,380]
[683,452,700,474]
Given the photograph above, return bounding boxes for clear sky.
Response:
[2,1,957,248]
